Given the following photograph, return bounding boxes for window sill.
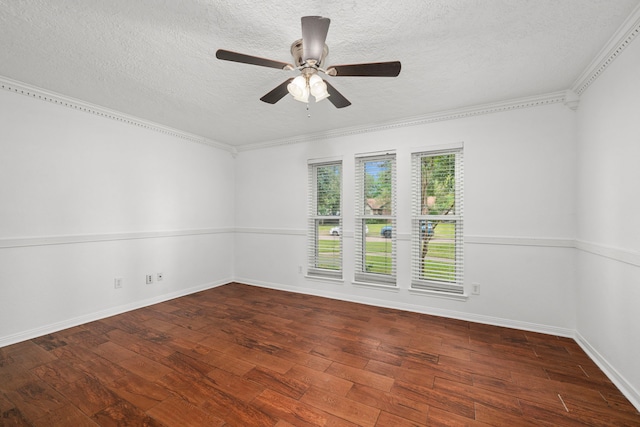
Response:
[304,274,344,285]
[352,281,400,292]
[409,288,468,301]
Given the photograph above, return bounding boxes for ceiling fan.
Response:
[216,16,401,108]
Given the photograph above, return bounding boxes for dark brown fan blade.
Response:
[260,79,294,104]
[216,49,293,70]
[301,16,330,63]
[324,80,351,108]
[328,61,401,77]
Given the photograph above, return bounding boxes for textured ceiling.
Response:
[1,0,638,147]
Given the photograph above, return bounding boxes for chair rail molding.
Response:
[0,228,234,249]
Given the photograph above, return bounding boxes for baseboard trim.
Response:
[237,277,640,410]
[234,277,574,338]
[4,276,638,412]
[0,278,231,348]
[575,332,640,412]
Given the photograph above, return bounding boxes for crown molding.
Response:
[236,91,568,152]
[5,4,638,155]
[0,76,235,154]
[571,3,640,96]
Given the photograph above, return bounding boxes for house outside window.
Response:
[355,153,396,286]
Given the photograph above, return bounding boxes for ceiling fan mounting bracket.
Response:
[290,39,329,69]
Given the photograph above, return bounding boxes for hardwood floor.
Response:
[1,282,639,426]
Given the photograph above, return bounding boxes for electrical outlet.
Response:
[298,265,302,274]
[157,272,163,281]
[146,274,153,285]
[114,277,123,289]
[472,282,481,295]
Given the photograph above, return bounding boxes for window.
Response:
[411,145,464,294]
[308,161,342,279]
[355,153,396,286]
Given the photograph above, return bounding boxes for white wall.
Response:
[0,89,235,345]
[0,33,640,407]
[575,33,640,405]
[234,103,578,335]
[1,29,638,409]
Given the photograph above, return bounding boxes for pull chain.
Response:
[307,103,310,118]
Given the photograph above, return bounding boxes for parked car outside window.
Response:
[380,222,433,238]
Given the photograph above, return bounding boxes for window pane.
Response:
[363,160,392,216]
[417,219,457,282]
[420,154,456,215]
[316,218,341,270]
[355,154,395,285]
[411,148,463,294]
[309,161,342,279]
[363,219,393,275]
[316,164,341,216]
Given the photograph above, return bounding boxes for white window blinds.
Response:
[355,153,396,286]
[308,161,342,278]
[411,147,464,294]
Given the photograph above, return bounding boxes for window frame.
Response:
[307,159,343,279]
[410,144,464,294]
[354,152,397,287]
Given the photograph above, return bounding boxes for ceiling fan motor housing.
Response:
[290,39,329,68]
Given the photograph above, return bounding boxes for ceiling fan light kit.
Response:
[288,75,310,102]
[287,70,330,103]
[216,16,401,108]
[309,74,330,102]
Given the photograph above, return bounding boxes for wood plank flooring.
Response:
[1,282,639,426]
